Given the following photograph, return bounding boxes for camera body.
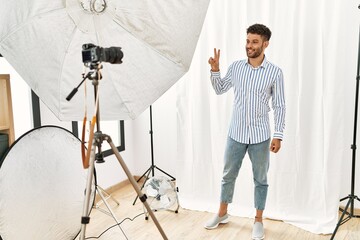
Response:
[82,43,123,64]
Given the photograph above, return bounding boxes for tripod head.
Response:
[65,63,102,102]
[86,62,103,82]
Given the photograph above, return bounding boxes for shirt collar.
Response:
[247,55,268,69]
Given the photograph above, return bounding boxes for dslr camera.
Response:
[82,43,123,64]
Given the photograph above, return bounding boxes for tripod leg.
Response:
[137,165,153,183]
[133,167,152,205]
[106,136,168,240]
[154,166,176,181]
[353,195,360,218]
[330,198,352,240]
[79,139,97,240]
[96,185,120,207]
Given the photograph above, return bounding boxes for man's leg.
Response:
[248,138,270,239]
[248,138,270,215]
[218,202,228,217]
[255,209,264,223]
[204,137,247,229]
[219,137,247,213]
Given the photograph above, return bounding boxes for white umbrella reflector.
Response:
[0,0,210,120]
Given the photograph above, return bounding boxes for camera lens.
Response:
[104,47,123,64]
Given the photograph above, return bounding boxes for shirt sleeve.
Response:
[210,63,233,95]
[272,69,286,140]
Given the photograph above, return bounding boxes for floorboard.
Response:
[83,183,360,240]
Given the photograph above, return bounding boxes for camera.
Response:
[82,43,123,64]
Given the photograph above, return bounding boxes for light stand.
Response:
[93,171,121,222]
[132,105,176,205]
[330,19,360,239]
[67,64,168,240]
[94,185,120,215]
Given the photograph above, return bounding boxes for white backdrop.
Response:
[176,0,360,234]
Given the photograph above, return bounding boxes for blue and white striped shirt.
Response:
[210,57,286,144]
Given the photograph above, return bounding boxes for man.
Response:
[204,24,286,240]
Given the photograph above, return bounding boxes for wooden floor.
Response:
[85,183,360,240]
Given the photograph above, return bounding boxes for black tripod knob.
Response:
[95,152,105,163]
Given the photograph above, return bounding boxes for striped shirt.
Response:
[210,57,286,144]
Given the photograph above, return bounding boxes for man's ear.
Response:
[264,40,269,48]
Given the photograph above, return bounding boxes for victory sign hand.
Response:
[208,48,220,72]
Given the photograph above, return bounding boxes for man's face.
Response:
[246,33,268,58]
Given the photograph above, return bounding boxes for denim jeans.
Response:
[220,137,270,210]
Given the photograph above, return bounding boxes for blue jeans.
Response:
[220,137,270,210]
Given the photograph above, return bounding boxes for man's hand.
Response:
[270,138,281,153]
[208,48,220,72]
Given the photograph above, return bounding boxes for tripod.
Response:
[330,23,360,240]
[133,105,176,205]
[67,64,168,240]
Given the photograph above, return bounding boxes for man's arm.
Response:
[208,48,233,95]
[270,69,286,153]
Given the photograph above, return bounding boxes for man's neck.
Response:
[248,54,265,68]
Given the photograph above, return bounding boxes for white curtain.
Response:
[176,0,359,234]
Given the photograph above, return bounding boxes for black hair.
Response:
[246,24,272,41]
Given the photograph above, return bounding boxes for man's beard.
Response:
[246,46,263,58]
